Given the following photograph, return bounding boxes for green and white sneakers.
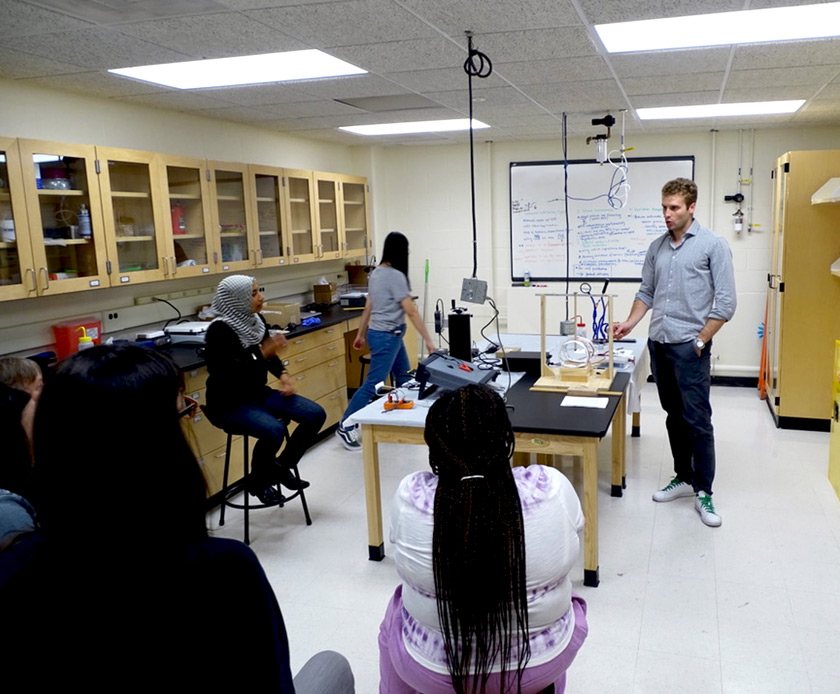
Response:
[652,476,695,502]
[695,491,722,527]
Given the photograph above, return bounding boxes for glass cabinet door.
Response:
[0,138,37,301]
[249,165,288,267]
[282,169,317,264]
[341,175,371,259]
[209,162,256,272]
[18,139,108,296]
[315,172,341,260]
[164,156,215,278]
[97,147,169,285]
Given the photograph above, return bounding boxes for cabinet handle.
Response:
[294,356,307,363]
[24,268,36,292]
[296,373,306,381]
[161,256,169,276]
[38,267,49,291]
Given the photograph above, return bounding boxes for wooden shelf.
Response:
[38,189,84,196]
[291,229,311,234]
[289,198,309,204]
[318,198,336,204]
[173,233,205,240]
[112,191,150,199]
[320,227,336,233]
[43,237,90,246]
[216,195,242,202]
[116,235,154,242]
[345,227,366,232]
[0,192,11,201]
[259,230,279,235]
[0,241,17,249]
[344,200,364,206]
[256,196,277,203]
[169,192,201,200]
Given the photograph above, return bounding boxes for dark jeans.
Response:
[648,339,716,494]
[211,390,326,488]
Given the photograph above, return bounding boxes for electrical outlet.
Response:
[460,277,487,304]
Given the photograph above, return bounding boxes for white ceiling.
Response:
[2,0,839,146]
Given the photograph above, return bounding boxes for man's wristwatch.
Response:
[694,337,705,351]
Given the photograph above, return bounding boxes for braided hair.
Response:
[424,384,529,693]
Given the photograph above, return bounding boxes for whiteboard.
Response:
[510,156,695,281]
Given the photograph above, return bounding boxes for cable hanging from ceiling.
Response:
[463,31,492,279]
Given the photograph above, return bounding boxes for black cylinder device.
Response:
[448,310,472,362]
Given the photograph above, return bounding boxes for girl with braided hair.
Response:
[379,384,588,693]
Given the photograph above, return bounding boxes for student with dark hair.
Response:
[204,274,326,504]
[336,231,435,450]
[0,344,355,692]
[379,384,588,694]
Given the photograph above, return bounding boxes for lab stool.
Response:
[358,353,371,384]
[203,407,311,545]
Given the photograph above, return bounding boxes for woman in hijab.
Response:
[204,275,326,505]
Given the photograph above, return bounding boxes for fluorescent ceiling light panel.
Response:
[595,2,840,52]
[339,119,489,135]
[637,100,805,120]
[109,50,366,89]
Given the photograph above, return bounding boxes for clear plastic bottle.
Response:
[78,204,92,239]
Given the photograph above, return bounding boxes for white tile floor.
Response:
[207,383,840,693]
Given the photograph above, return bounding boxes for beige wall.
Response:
[4,77,840,377]
[368,127,840,378]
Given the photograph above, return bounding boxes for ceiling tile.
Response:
[246,0,437,48]
[397,0,581,33]
[116,12,309,58]
[733,38,840,70]
[495,57,609,85]
[610,48,730,78]
[474,27,597,63]
[727,65,839,89]
[579,0,743,24]
[3,0,93,35]
[623,73,724,97]
[4,27,190,70]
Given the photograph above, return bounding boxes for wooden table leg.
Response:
[361,425,385,561]
[582,440,599,587]
[631,411,641,438]
[611,393,627,497]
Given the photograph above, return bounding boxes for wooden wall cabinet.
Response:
[96,146,171,286]
[208,161,258,274]
[17,138,110,296]
[765,150,840,429]
[2,135,371,301]
[282,168,318,265]
[314,171,342,261]
[340,174,371,259]
[162,154,216,279]
[248,164,290,269]
[0,136,37,300]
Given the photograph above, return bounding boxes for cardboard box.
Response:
[262,302,301,327]
[313,283,336,305]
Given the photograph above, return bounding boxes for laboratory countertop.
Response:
[157,303,360,372]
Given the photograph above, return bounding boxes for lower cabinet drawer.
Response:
[294,355,346,401]
[199,437,253,497]
[319,387,348,429]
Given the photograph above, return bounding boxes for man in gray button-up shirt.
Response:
[613,178,736,527]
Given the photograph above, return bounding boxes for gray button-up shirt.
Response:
[636,219,736,343]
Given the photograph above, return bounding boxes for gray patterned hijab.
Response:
[211,275,265,348]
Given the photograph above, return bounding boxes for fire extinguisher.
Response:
[171,202,187,235]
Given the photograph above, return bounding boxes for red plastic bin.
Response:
[52,317,102,360]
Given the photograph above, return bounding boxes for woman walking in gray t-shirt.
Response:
[336,232,435,450]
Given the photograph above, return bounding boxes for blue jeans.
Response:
[211,389,326,487]
[342,326,410,424]
[648,339,716,494]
